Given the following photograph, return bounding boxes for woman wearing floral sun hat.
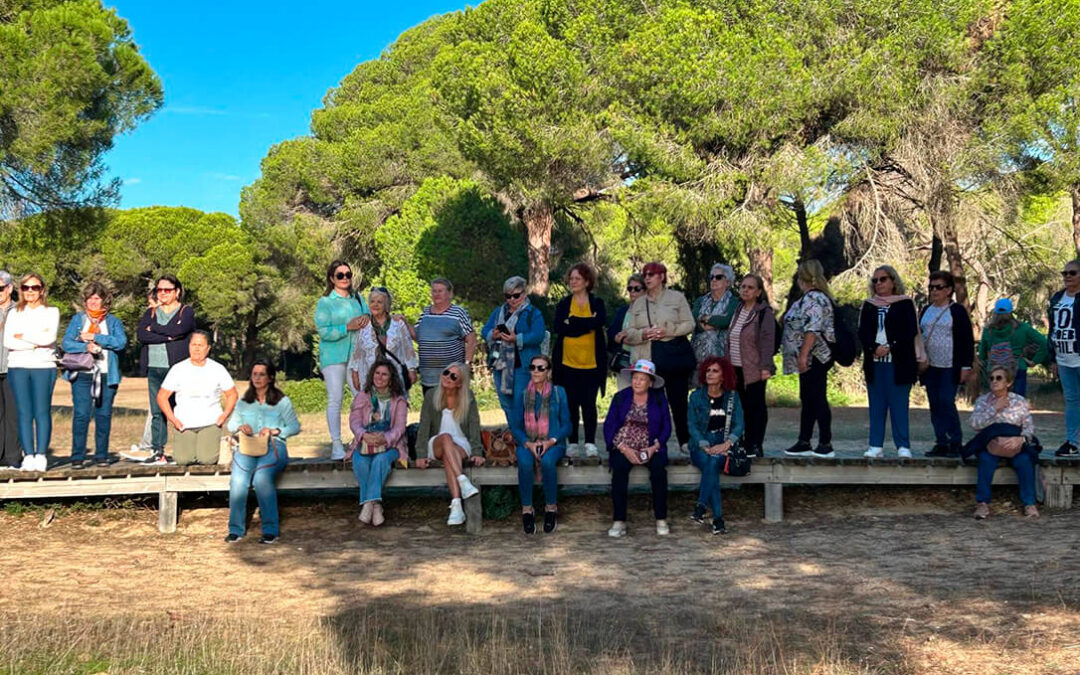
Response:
[602,358,673,538]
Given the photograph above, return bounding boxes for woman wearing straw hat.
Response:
[602,358,673,537]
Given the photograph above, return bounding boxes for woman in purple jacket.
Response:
[603,359,673,538]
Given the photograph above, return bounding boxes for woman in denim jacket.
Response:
[687,356,744,535]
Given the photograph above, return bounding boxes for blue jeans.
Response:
[923,367,962,446]
[975,449,1035,506]
[1059,364,1080,444]
[689,447,724,518]
[867,362,911,448]
[352,448,397,503]
[8,367,56,456]
[147,367,170,453]
[229,439,289,537]
[494,367,529,428]
[515,444,566,507]
[1012,369,1028,398]
[70,376,118,461]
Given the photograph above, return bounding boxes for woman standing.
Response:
[781,260,836,458]
[920,271,974,457]
[691,263,737,374]
[61,281,128,468]
[1050,259,1080,457]
[2,273,59,471]
[415,363,486,526]
[481,276,546,426]
[687,356,744,535]
[978,299,1046,398]
[552,263,607,458]
[349,361,409,527]
[967,366,1038,519]
[858,265,918,459]
[509,355,570,535]
[157,331,239,466]
[348,287,416,394]
[625,262,702,452]
[315,260,369,460]
[0,271,21,469]
[607,273,646,375]
[225,359,300,544]
[727,274,775,457]
[603,359,673,538]
[132,275,195,465]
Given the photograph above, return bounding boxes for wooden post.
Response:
[158,491,178,533]
[1044,484,1074,510]
[464,490,483,534]
[764,483,783,523]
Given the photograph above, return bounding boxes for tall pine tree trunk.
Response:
[749,248,774,305]
[1072,184,1080,258]
[524,203,553,295]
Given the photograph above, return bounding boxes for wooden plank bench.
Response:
[1,456,1076,534]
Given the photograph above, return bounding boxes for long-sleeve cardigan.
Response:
[349,393,409,462]
[137,304,195,375]
[415,388,483,459]
[602,387,673,455]
[857,298,918,386]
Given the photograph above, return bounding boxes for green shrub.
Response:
[280,378,353,414]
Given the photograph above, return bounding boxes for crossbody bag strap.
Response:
[724,391,735,438]
[924,302,950,343]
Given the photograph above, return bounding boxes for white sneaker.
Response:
[447,499,466,526]
[863,446,884,458]
[457,474,479,500]
[371,502,385,527]
[898,447,913,459]
[679,443,689,456]
[584,443,598,458]
[567,443,581,457]
[656,519,670,536]
[607,521,627,538]
[330,442,347,461]
[18,455,34,472]
[359,501,374,524]
[35,454,47,471]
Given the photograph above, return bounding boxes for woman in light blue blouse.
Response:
[225,359,300,544]
[314,260,368,460]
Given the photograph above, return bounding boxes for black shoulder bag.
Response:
[720,393,751,476]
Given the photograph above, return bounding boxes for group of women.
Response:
[0,255,1075,540]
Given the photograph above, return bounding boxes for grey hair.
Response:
[502,276,527,294]
[710,263,734,282]
[368,287,393,310]
[430,277,454,293]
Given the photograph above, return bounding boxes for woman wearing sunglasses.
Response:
[608,273,646,376]
[508,354,570,534]
[415,362,485,526]
[130,274,195,465]
[691,263,738,384]
[2,273,59,471]
[314,259,369,460]
[1049,259,1080,457]
[966,366,1038,519]
[858,265,918,459]
[481,276,546,426]
[918,271,975,458]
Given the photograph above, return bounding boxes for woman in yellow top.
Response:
[551,263,607,458]
[623,261,696,451]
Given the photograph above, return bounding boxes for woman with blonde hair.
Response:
[781,260,837,458]
[415,361,486,526]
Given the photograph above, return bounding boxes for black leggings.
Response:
[559,366,601,444]
[610,451,668,521]
[735,367,768,450]
[798,359,832,444]
[656,366,692,446]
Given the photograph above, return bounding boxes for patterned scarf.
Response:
[523,380,552,442]
[490,299,529,395]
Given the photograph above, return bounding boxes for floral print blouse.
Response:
[782,290,835,374]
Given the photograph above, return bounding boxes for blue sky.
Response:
[106,1,470,217]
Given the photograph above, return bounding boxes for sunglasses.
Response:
[928,284,948,291]
[371,285,389,293]
[626,285,643,293]
[989,374,1008,382]
[705,367,722,374]
[643,271,659,277]
[710,274,726,281]
[334,271,353,280]
[1062,270,1079,277]
[504,291,523,300]
[20,284,42,292]
[872,276,892,284]
[441,369,459,381]
[528,364,549,372]
[156,286,176,293]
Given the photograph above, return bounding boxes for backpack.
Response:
[826,299,858,367]
[987,324,1018,373]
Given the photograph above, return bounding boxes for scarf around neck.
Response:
[868,294,912,308]
[523,379,552,441]
[490,299,530,395]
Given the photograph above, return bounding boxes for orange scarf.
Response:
[86,308,107,334]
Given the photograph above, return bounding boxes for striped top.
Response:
[728,309,752,367]
[415,304,473,386]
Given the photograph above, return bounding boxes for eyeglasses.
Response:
[626,285,643,293]
[20,284,42,292]
[334,271,353,281]
[504,291,523,300]
[441,369,459,381]
[872,276,891,284]
[528,364,549,372]
[928,284,948,291]
[643,271,659,277]
[1062,270,1079,277]
[989,374,1008,382]
[155,286,176,293]
[710,274,726,281]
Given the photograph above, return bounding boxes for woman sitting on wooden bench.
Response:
[415,362,485,526]
[687,356,744,536]
[349,360,409,527]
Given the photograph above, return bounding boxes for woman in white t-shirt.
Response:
[156,331,238,465]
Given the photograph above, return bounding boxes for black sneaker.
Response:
[95,457,114,467]
[142,451,167,465]
[543,510,557,534]
[522,511,536,535]
[947,443,963,457]
[258,534,278,545]
[746,445,764,458]
[70,459,88,470]
[784,441,814,457]
[689,504,707,524]
[223,534,243,544]
[812,443,835,458]
[1055,442,1079,458]
[925,444,951,457]
[712,518,727,535]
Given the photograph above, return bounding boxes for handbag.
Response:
[237,433,269,457]
[608,348,631,374]
[59,351,95,372]
[645,299,696,371]
[719,392,751,476]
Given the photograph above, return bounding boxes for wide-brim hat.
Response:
[618,358,665,390]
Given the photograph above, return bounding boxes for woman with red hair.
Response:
[686,356,743,534]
